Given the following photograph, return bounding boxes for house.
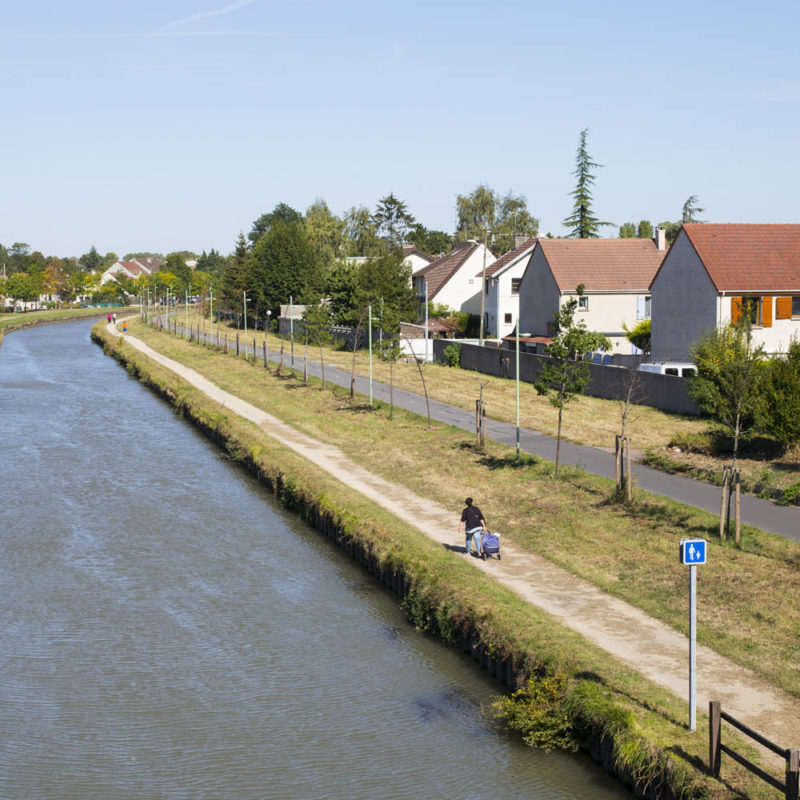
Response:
[650,223,800,360]
[517,232,667,352]
[401,245,433,274]
[100,258,161,286]
[479,236,537,338]
[412,240,495,317]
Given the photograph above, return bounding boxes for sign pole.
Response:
[689,563,697,731]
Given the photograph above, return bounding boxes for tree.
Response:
[762,340,800,449]
[455,185,538,253]
[493,191,539,254]
[406,224,453,256]
[371,193,415,248]
[303,302,333,389]
[220,233,250,315]
[534,287,611,476]
[689,321,766,470]
[163,252,193,291]
[8,242,31,274]
[5,272,41,306]
[305,199,347,268]
[637,220,653,239]
[682,195,705,223]
[622,318,651,353]
[762,339,800,449]
[456,184,495,241]
[619,222,636,238]
[344,206,385,257]
[657,220,683,244]
[562,129,612,238]
[376,305,402,418]
[248,203,302,246]
[80,246,102,272]
[197,249,225,274]
[249,220,323,318]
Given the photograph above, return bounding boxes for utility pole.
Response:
[478,226,491,346]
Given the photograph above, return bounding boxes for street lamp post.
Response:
[266,309,272,366]
[184,290,188,338]
[479,226,491,347]
[209,289,214,346]
[368,304,373,407]
[289,295,295,368]
[516,316,521,459]
[243,291,250,360]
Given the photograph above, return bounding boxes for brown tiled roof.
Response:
[118,261,148,277]
[481,238,537,277]
[538,238,664,292]
[413,242,479,299]
[402,244,433,262]
[681,223,800,291]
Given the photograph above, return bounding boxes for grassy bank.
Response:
[94,321,776,799]
[127,317,800,702]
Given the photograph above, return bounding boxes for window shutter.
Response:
[760,297,773,327]
[636,296,646,320]
[776,297,792,319]
[730,297,743,324]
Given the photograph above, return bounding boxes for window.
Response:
[511,278,522,295]
[731,296,772,328]
[637,295,651,320]
[504,313,512,324]
[793,297,800,317]
[578,296,589,310]
[485,279,490,295]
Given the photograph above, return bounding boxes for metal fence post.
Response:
[709,701,721,777]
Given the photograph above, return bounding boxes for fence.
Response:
[709,701,799,799]
[433,340,700,416]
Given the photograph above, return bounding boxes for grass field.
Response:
[126,315,800,704]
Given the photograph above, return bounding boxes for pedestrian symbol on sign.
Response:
[680,538,706,566]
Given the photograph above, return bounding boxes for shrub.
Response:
[442,342,461,367]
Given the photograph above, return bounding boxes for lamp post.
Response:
[289,295,295,368]
[516,316,521,459]
[266,309,272,366]
[243,291,250,360]
[184,290,188,338]
[424,281,429,363]
[368,304,373,407]
[209,289,214,346]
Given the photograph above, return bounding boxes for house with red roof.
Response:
[479,236,536,338]
[650,223,800,360]
[518,233,667,353]
[100,260,153,285]
[412,240,495,317]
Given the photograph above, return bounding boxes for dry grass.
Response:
[176,311,706,453]
[127,317,800,701]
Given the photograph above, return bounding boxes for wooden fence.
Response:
[709,701,799,798]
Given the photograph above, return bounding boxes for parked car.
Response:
[637,362,697,378]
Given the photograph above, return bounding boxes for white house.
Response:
[479,237,537,338]
[100,258,159,285]
[412,241,496,316]
[518,234,667,352]
[650,223,800,360]
[401,245,433,274]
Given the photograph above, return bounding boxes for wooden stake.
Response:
[735,471,741,544]
[625,436,633,502]
[719,468,729,542]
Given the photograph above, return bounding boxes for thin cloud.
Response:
[156,0,256,33]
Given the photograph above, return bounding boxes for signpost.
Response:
[680,537,707,731]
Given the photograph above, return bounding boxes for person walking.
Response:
[459,497,486,558]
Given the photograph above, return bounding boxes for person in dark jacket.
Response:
[458,497,486,558]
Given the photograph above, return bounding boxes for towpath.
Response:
[110,322,800,760]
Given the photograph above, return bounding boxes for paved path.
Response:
[220,330,800,542]
[113,321,800,761]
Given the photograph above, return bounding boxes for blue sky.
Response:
[2,0,798,257]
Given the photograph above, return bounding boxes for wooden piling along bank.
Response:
[93,324,734,800]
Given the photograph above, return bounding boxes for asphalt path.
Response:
[200,327,800,544]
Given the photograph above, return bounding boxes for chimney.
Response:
[655,227,667,251]
[514,233,528,249]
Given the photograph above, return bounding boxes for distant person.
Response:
[107,313,112,324]
[112,313,117,324]
[459,497,486,558]
[122,320,127,334]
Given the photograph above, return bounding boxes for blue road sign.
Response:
[680,538,707,565]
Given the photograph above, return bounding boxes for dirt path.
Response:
[111,323,800,758]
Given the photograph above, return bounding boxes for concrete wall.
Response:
[650,231,718,361]
[434,340,700,415]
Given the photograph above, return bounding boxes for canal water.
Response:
[0,320,626,799]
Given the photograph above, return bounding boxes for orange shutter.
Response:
[776,297,793,319]
[760,297,773,327]
[730,297,743,324]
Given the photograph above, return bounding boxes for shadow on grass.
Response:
[479,453,541,471]
[615,499,719,540]
[573,671,688,730]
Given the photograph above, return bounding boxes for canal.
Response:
[0,320,627,799]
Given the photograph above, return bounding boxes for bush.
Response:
[442,342,461,367]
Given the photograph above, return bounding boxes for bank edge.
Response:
[93,322,759,800]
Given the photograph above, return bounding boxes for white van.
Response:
[637,362,697,378]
